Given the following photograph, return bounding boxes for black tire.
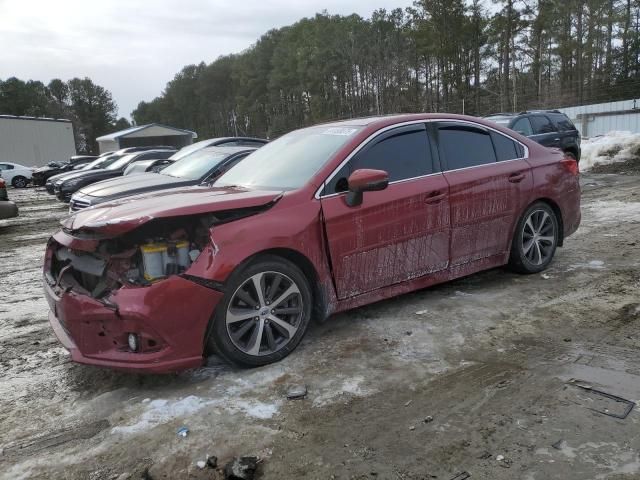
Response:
[508,201,559,274]
[12,176,28,188]
[206,255,313,367]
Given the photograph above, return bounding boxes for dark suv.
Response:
[484,110,581,162]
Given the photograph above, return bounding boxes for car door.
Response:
[436,122,533,266]
[529,115,560,148]
[320,123,450,299]
[0,164,15,183]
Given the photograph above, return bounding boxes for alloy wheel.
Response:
[522,209,556,265]
[14,177,27,188]
[226,271,303,356]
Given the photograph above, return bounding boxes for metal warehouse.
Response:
[0,115,76,167]
[96,123,197,153]
[559,98,640,137]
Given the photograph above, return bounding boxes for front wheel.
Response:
[508,202,559,274]
[12,176,28,188]
[207,255,313,367]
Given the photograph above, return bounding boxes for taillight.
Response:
[561,157,579,175]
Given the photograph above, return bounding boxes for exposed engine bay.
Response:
[46,206,270,300]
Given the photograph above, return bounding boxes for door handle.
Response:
[425,191,446,204]
[508,172,526,183]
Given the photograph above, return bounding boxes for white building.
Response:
[0,115,76,167]
[96,124,197,154]
[558,98,640,137]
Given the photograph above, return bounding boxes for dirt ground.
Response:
[1,172,639,480]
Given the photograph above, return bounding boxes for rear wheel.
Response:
[12,176,28,188]
[207,255,312,367]
[508,202,559,274]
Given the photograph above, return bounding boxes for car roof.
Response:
[311,113,517,131]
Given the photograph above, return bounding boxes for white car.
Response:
[0,162,33,188]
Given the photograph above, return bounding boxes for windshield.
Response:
[216,126,361,190]
[106,154,137,171]
[485,116,512,127]
[162,150,229,180]
[170,140,214,161]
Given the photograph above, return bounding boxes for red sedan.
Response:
[43,114,580,372]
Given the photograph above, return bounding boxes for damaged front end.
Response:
[43,190,282,373]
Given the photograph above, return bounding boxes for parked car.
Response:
[70,146,258,211]
[123,158,173,176]
[484,110,581,162]
[32,162,75,186]
[0,177,18,219]
[0,162,33,188]
[44,153,125,195]
[54,149,176,202]
[46,151,131,194]
[44,113,581,373]
[69,155,98,166]
[122,137,270,177]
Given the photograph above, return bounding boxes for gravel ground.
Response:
[1,174,639,480]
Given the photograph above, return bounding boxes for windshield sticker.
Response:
[322,127,358,136]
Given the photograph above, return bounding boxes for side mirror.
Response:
[345,168,389,207]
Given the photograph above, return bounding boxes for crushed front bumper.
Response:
[44,271,223,374]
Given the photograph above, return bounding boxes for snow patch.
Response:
[312,375,374,407]
[584,200,640,224]
[112,395,212,434]
[580,131,640,171]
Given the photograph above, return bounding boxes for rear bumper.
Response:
[43,272,223,374]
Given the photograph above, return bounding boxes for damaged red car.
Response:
[44,114,581,372]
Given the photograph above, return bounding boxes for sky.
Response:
[1,0,415,120]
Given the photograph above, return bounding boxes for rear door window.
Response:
[511,118,533,136]
[491,132,522,161]
[551,114,576,132]
[437,123,497,170]
[530,115,555,134]
[325,125,432,194]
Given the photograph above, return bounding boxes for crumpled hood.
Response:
[62,185,283,237]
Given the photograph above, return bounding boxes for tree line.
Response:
[133,0,640,139]
[0,77,128,154]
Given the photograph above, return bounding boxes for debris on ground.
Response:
[450,473,471,480]
[224,456,258,480]
[176,426,189,437]
[404,400,412,407]
[286,385,307,400]
[409,425,416,431]
[423,416,434,423]
[207,455,218,468]
[551,439,564,450]
[196,460,206,469]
